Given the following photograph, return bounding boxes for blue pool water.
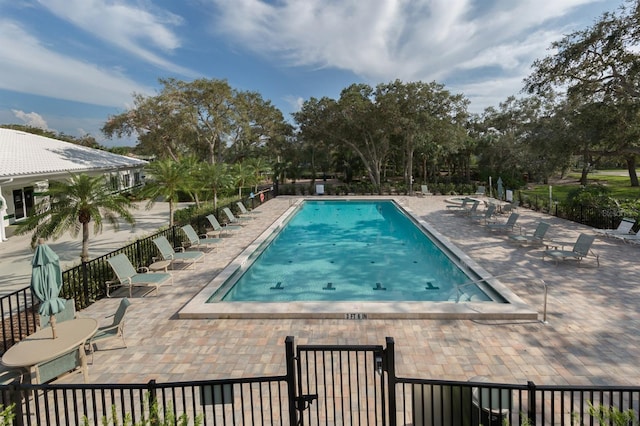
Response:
[212,200,495,302]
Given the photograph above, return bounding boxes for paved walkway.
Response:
[5,196,640,388]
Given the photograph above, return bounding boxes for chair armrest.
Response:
[174,246,185,252]
[137,266,149,273]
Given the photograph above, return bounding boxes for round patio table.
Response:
[2,318,97,384]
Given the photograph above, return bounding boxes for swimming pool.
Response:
[214,200,494,302]
[179,197,536,319]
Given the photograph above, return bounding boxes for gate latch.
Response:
[295,394,318,411]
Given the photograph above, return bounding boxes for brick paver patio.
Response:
[58,196,640,388]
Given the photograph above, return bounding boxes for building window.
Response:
[110,175,119,191]
[134,172,141,185]
[123,174,130,188]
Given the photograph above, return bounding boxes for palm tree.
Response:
[15,173,135,262]
[198,162,233,209]
[140,158,195,226]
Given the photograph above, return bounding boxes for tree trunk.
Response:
[81,221,90,263]
[626,155,639,187]
[169,200,174,226]
[580,167,589,186]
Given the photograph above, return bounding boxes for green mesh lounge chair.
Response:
[446,198,471,211]
[222,207,252,225]
[153,236,205,270]
[470,204,496,224]
[237,201,261,216]
[509,221,550,246]
[206,214,241,237]
[106,253,172,297]
[486,213,520,233]
[181,224,222,253]
[88,298,131,362]
[542,233,599,266]
[455,200,480,216]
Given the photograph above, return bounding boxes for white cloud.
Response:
[284,95,305,113]
[211,0,611,109]
[12,110,49,129]
[0,20,151,107]
[36,0,196,77]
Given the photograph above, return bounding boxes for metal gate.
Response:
[290,337,391,426]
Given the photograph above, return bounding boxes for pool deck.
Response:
[6,195,640,387]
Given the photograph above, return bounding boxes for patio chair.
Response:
[88,297,131,362]
[475,186,486,196]
[509,221,551,246]
[470,204,496,224]
[486,213,520,233]
[222,207,252,225]
[153,236,205,270]
[106,253,172,297]
[416,185,432,197]
[205,214,242,237]
[180,224,222,253]
[594,217,636,238]
[446,198,471,211]
[612,228,640,245]
[237,201,261,216]
[40,298,76,329]
[542,233,599,266]
[455,200,480,216]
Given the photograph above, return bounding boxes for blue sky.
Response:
[0,0,621,147]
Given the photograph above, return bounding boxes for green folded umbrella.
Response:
[31,242,67,339]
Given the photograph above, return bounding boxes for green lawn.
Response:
[519,170,640,203]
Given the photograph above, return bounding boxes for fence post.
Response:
[81,261,90,308]
[527,380,536,425]
[9,384,24,426]
[147,379,158,424]
[385,337,396,426]
[284,336,298,426]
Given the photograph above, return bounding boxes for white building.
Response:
[0,128,147,239]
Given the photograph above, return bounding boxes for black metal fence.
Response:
[1,336,640,425]
[0,191,276,355]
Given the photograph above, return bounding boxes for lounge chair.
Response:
[205,214,242,237]
[475,186,486,196]
[237,201,261,216]
[180,224,222,253]
[612,229,640,244]
[446,198,471,211]
[455,200,480,216]
[501,201,518,214]
[509,221,550,246]
[40,298,76,329]
[106,253,172,297]
[416,185,432,197]
[594,217,636,238]
[486,213,520,233]
[470,204,496,223]
[153,236,205,270]
[222,207,252,225]
[88,298,131,362]
[542,233,599,266]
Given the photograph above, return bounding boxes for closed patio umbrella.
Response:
[30,240,66,339]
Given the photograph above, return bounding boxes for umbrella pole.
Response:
[50,314,58,339]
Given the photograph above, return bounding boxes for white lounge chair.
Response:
[594,218,636,238]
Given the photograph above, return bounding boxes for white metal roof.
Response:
[0,128,146,179]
